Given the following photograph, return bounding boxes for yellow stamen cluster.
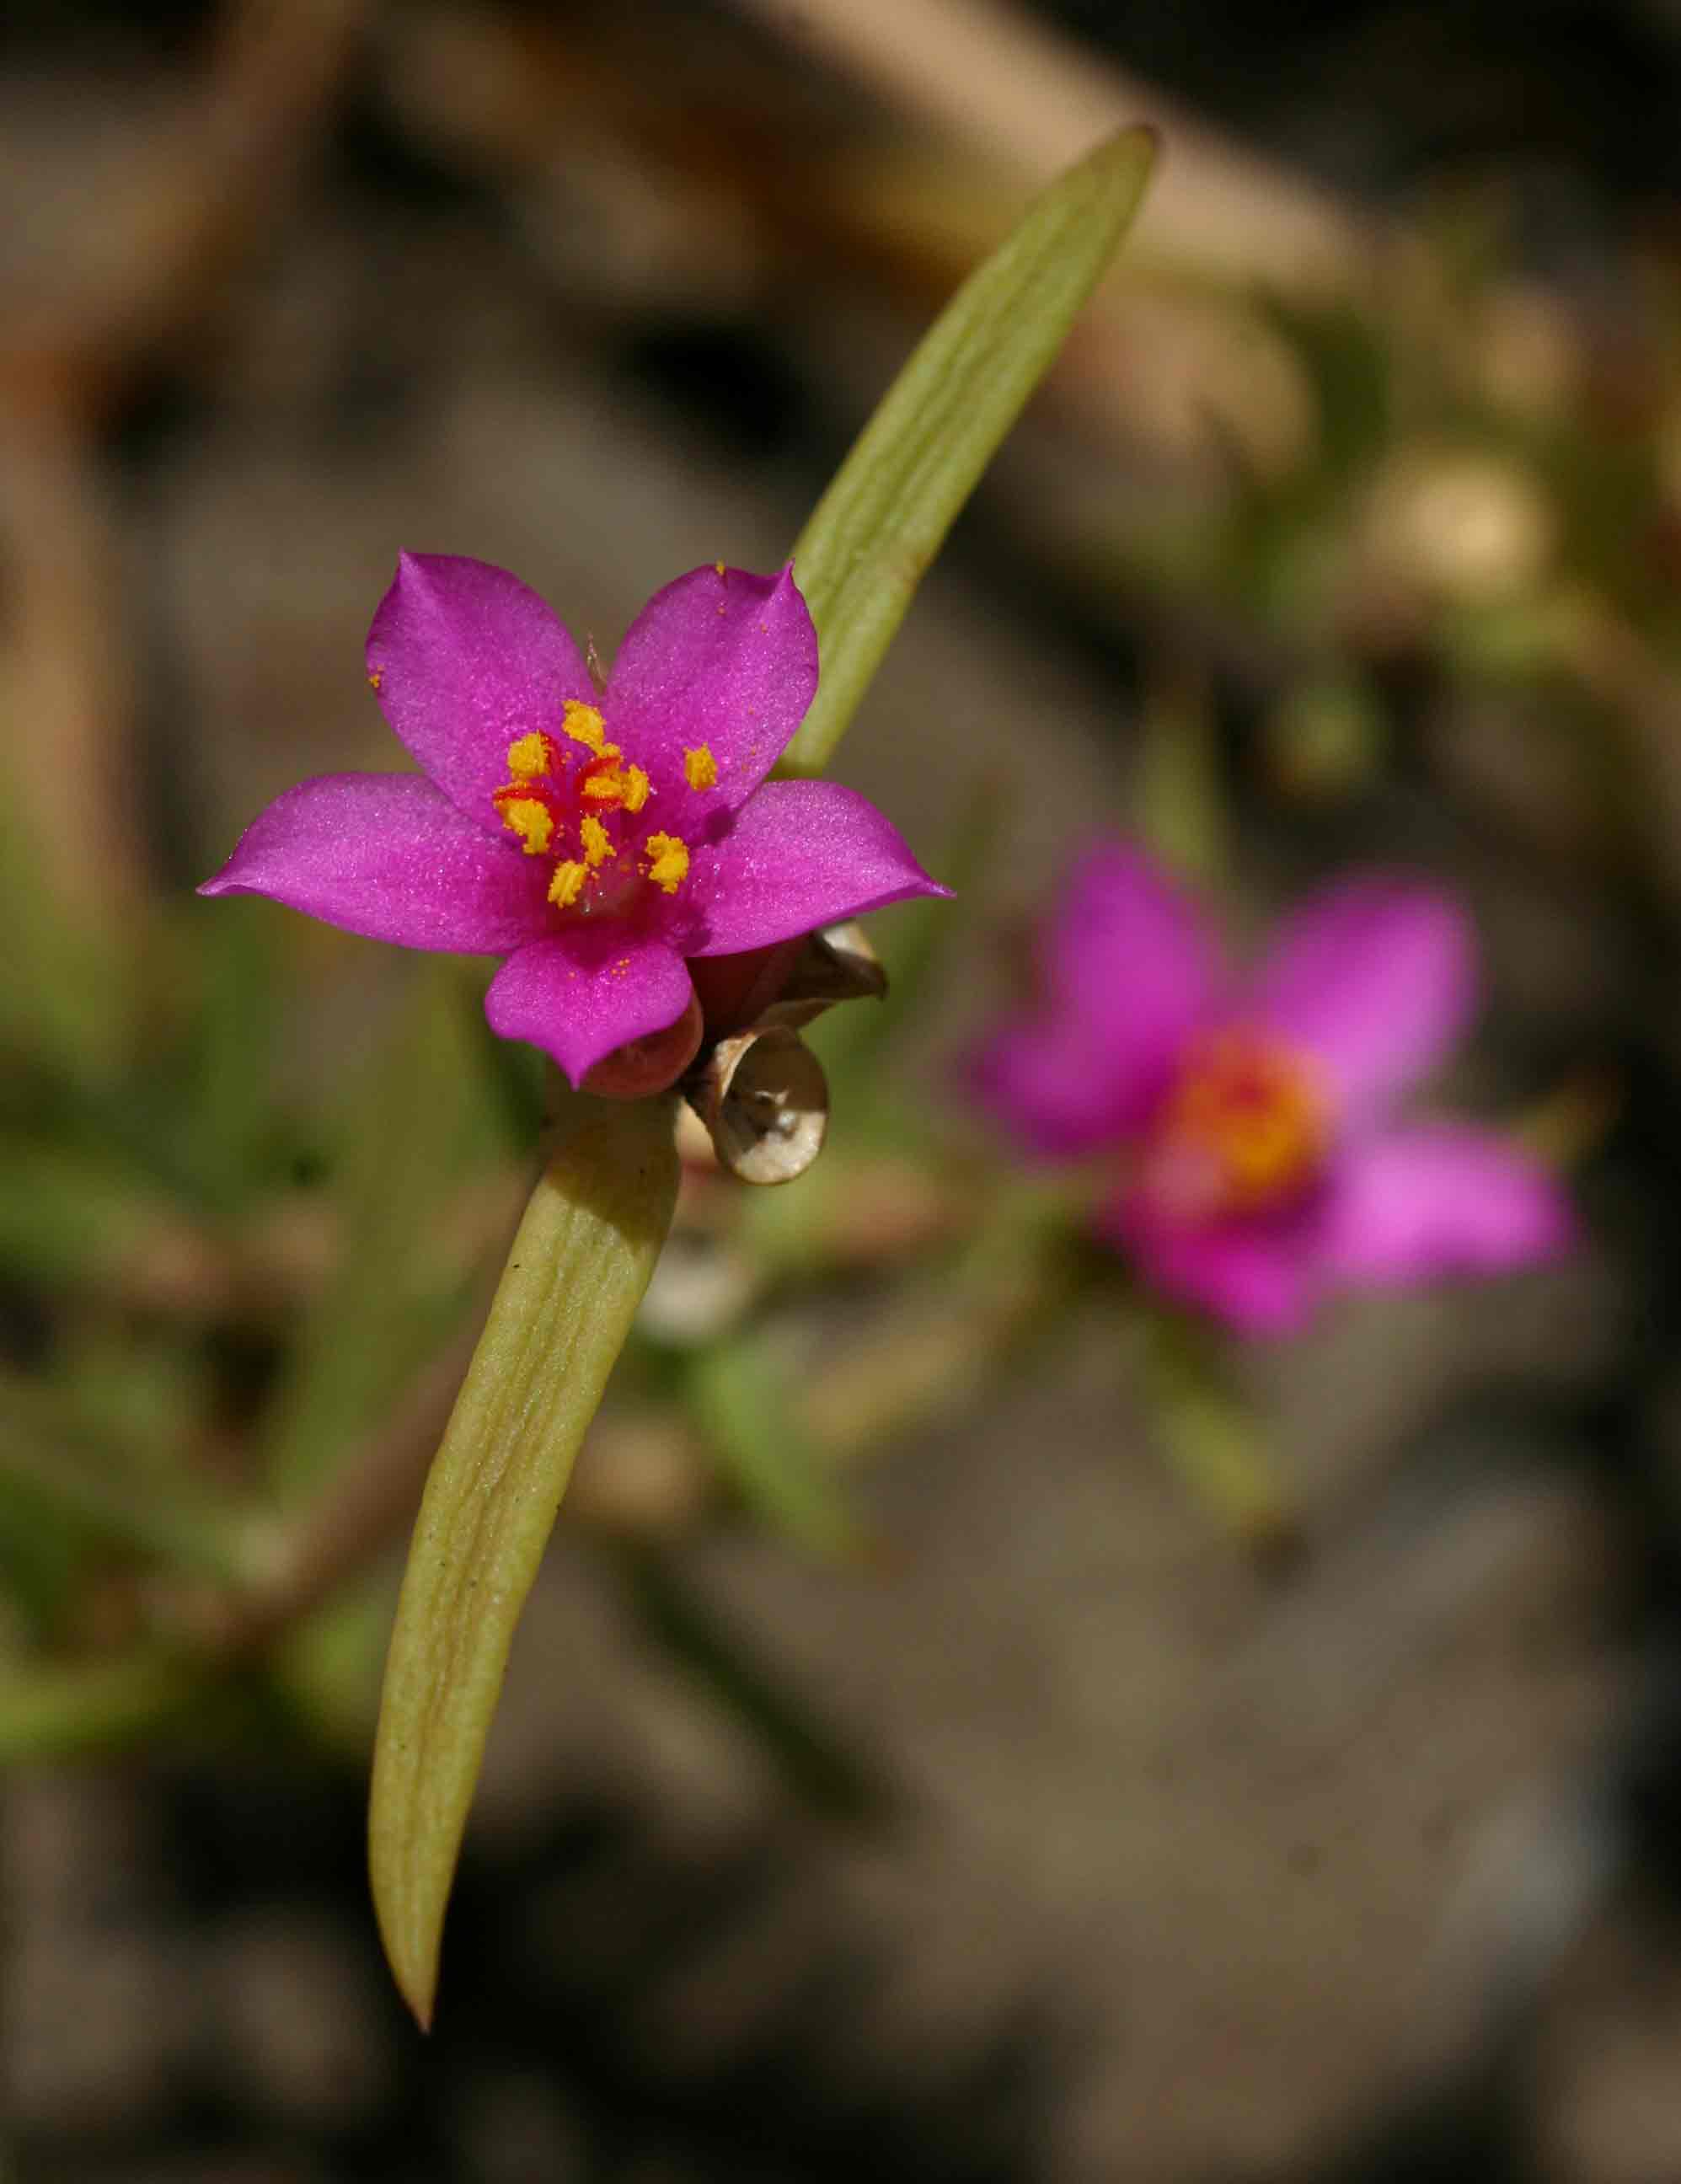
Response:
[642,832,690,893]
[562,700,609,754]
[1161,1032,1326,1212]
[498,796,554,857]
[581,762,650,812]
[506,731,558,779]
[490,721,692,914]
[558,700,651,812]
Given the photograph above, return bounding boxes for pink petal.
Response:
[1041,843,1220,1014]
[1103,1193,1321,1336]
[1045,840,1223,1095]
[966,842,1223,1153]
[604,564,818,816]
[681,779,949,957]
[1249,878,1476,1119]
[198,774,552,952]
[1317,1126,1573,1289]
[366,554,595,830]
[965,1022,1153,1158]
[484,928,696,1086]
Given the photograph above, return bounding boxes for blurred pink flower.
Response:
[201,554,947,1089]
[967,842,1572,1335]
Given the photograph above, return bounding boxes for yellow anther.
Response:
[561,699,608,755]
[505,731,554,780]
[581,768,627,804]
[580,813,612,868]
[496,795,554,856]
[623,764,650,813]
[683,745,718,791]
[548,859,587,908]
[642,831,690,894]
[1225,1112,1297,1191]
[1157,1032,1326,1215]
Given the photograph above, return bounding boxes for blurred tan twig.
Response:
[159,1302,490,1659]
[3,0,367,426]
[0,0,367,939]
[725,0,1372,293]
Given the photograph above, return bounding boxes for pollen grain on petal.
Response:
[683,744,718,791]
[562,699,608,755]
[549,859,587,907]
[367,667,383,692]
[642,831,690,894]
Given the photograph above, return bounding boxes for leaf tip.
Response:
[375,1887,440,2032]
[1094,119,1161,189]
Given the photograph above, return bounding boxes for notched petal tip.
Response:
[606,563,821,804]
[687,779,949,959]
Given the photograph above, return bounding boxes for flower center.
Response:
[491,701,713,918]
[1140,1030,1328,1222]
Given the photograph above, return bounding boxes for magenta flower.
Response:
[201,554,948,1088]
[967,842,1571,1335]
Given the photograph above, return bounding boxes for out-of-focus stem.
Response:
[0,1406,251,1587]
[166,1309,496,1658]
[726,0,1368,293]
[0,1656,206,1762]
[1139,1309,1293,1551]
[0,0,367,944]
[2,0,367,425]
[0,426,149,945]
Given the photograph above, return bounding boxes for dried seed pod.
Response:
[685,1025,828,1185]
[760,920,888,1030]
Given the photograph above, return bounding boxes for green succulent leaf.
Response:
[781,126,1157,774]
[368,1090,679,2027]
[365,122,1159,2030]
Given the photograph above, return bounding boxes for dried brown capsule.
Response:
[684,1025,828,1185]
